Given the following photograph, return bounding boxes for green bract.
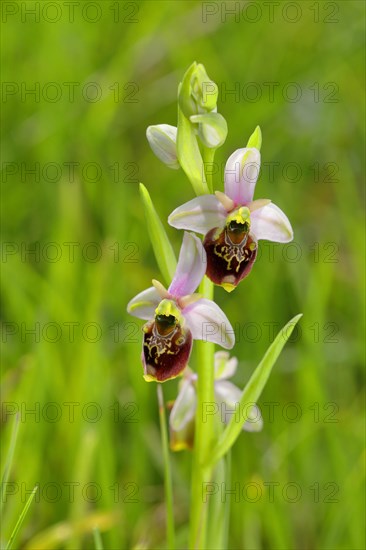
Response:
[139,183,176,285]
[246,125,262,150]
[176,101,209,196]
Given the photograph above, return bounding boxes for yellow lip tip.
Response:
[221,283,236,293]
[143,370,184,383]
[143,374,156,382]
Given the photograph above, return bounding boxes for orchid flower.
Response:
[169,351,263,451]
[127,233,235,382]
[168,146,293,292]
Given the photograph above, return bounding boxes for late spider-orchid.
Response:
[127,232,235,382]
[168,146,293,291]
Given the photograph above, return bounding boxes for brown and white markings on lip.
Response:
[203,224,258,292]
[203,213,258,292]
[142,316,192,383]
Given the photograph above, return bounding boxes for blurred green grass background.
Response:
[1,1,365,548]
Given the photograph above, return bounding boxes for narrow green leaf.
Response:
[246,125,262,151]
[177,105,209,196]
[206,454,230,549]
[6,486,38,550]
[93,527,104,550]
[208,314,303,466]
[1,413,20,516]
[139,183,177,285]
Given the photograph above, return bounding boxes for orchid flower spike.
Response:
[168,144,293,292]
[127,233,235,382]
[169,351,263,451]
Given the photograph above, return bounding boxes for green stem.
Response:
[157,384,176,550]
[189,276,215,549]
[206,456,225,549]
[188,135,219,548]
[223,450,232,548]
[202,147,216,193]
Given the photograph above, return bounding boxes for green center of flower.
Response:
[226,207,251,245]
[154,299,182,336]
[228,220,250,234]
[155,314,177,336]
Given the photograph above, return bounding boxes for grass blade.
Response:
[208,314,303,466]
[1,413,20,516]
[139,183,177,285]
[6,486,38,550]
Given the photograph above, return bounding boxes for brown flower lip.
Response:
[142,318,193,382]
[203,224,257,292]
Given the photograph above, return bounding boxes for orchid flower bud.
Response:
[191,63,218,113]
[179,62,218,118]
[146,124,180,170]
[190,113,228,149]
